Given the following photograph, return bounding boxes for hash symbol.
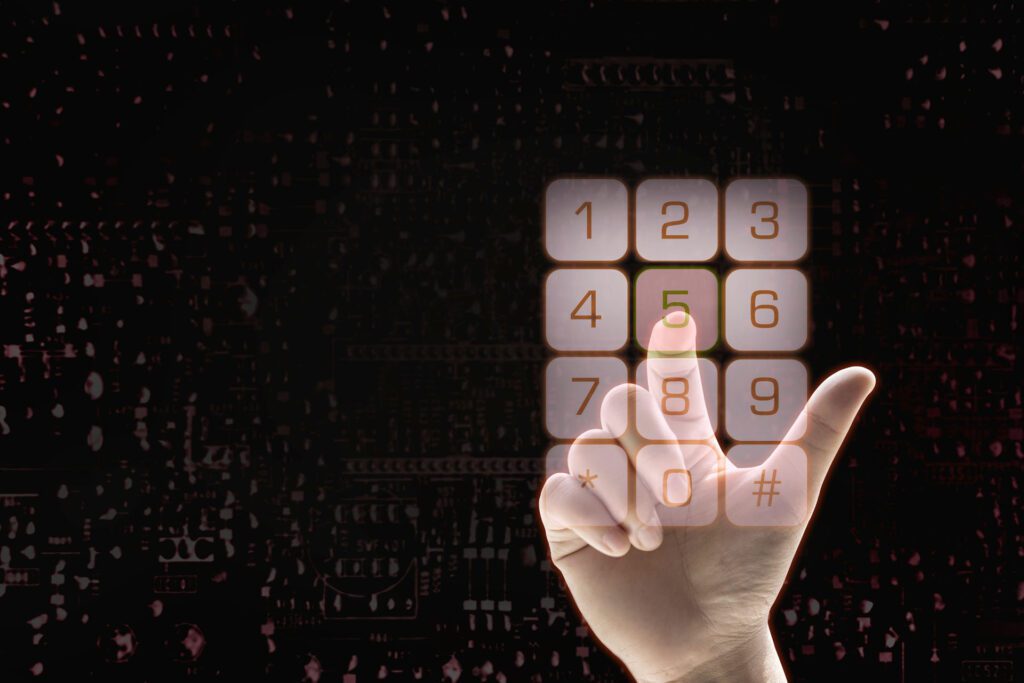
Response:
[753,469,781,507]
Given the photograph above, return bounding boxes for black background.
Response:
[0,1,1020,681]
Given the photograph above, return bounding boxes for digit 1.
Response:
[576,201,593,239]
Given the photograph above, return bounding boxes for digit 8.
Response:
[661,377,690,416]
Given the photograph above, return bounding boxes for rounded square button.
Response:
[544,178,629,262]
[545,444,570,479]
[725,444,807,527]
[637,444,719,527]
[545,357,628,439]
[635,358,719,440]
[635,179,719,262]
[724,179,808,262]
[545,268,629,351]
[634,268,718,351]
[724,359,807,442]
[724,268,808,352]
[567,443,630,524]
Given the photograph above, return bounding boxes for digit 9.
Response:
[749,377,779,416]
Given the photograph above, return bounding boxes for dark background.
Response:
[0,1,1020,681]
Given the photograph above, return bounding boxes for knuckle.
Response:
[803,408,844,453]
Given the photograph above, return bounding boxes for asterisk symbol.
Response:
[578,468,598,488]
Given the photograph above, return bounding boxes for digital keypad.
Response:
[544,176,811,527]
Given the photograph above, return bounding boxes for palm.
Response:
[549,458,807,680]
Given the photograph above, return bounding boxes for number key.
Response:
[634,267,719,351]
[724,179,808,262]
[544,178,629,262]
[635,179,719,262]
[545,268,629,351]
[724,268,808,351]
[724,358,807,442]
[545,357,628,439]
[635,358,719,440]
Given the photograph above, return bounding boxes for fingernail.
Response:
[602,529,629,555]
[636,524,663,550]
[664,311,690,328]
[650,315,697,356]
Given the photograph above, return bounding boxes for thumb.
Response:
[788,366,876,502]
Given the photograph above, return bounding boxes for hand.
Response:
[539,313,876,682]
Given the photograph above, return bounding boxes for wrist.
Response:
[632,628,787,683]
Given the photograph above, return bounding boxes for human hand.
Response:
[539,313,876,682]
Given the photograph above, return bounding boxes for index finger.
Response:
[645,312,717,443]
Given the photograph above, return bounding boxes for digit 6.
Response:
[750,289,779,329]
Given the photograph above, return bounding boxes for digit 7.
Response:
[571,377,600,416]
